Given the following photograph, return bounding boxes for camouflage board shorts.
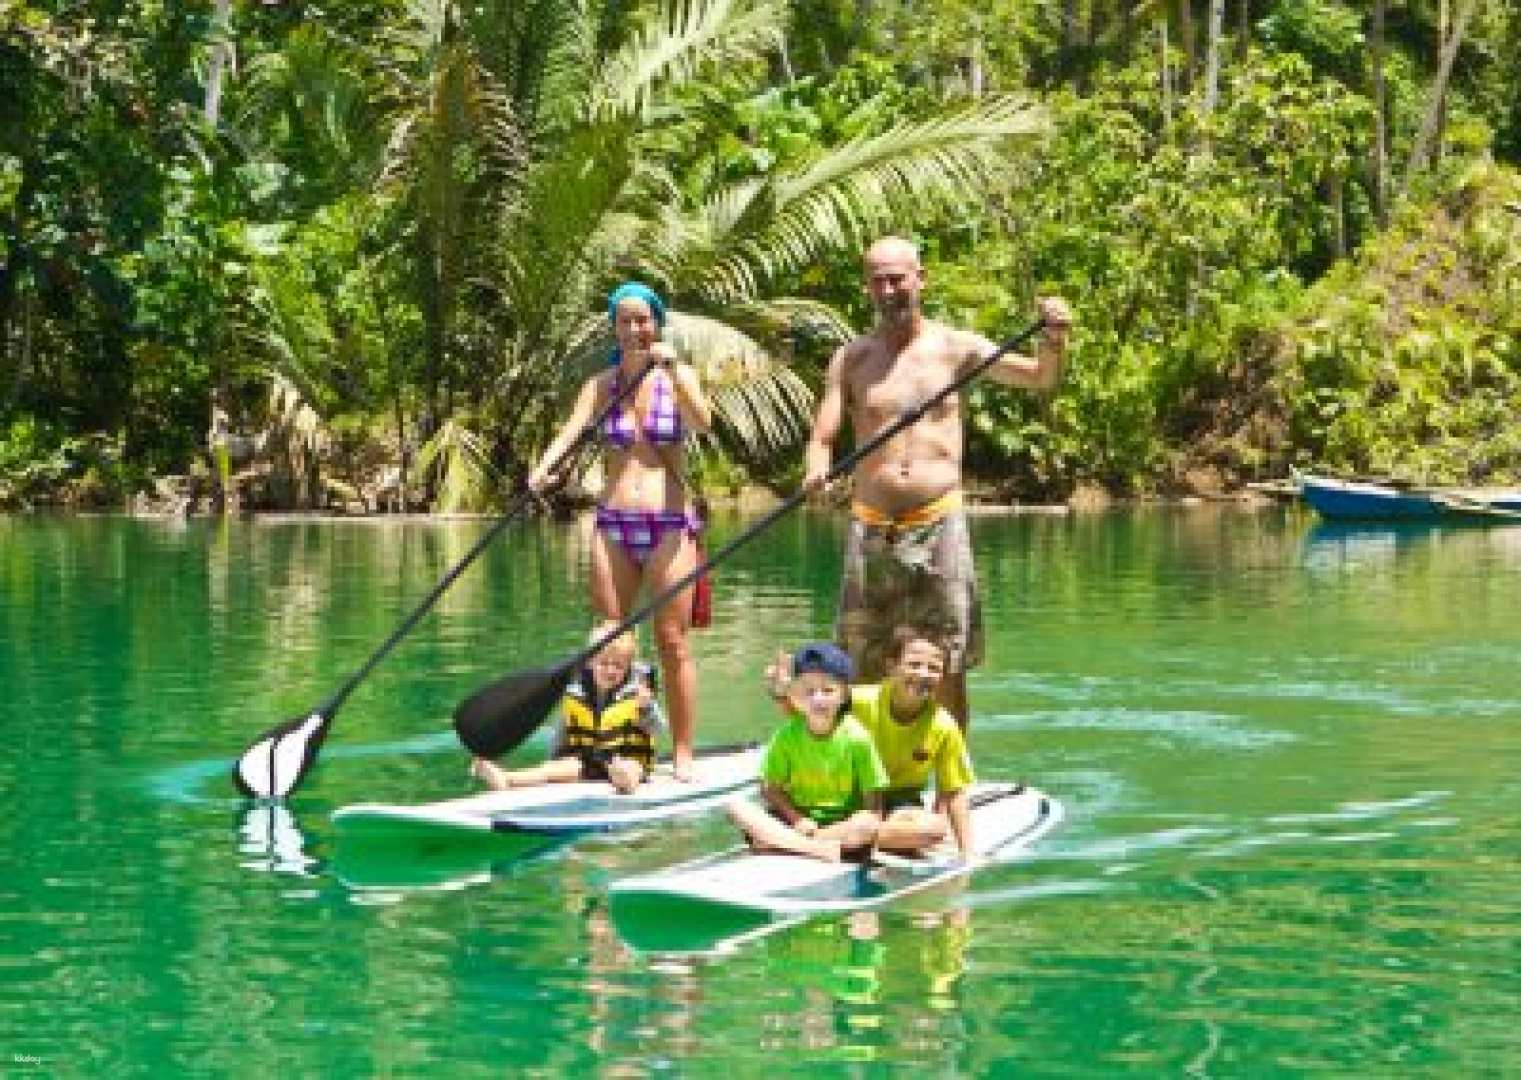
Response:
[835,509,984,681]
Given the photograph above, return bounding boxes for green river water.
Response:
[2,508,1519,1076]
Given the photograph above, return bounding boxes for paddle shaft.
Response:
[239,358,657,797]
[558,320,1047,677]
[309,362,653,721]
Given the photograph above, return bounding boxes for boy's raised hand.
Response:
[763,649,792,701]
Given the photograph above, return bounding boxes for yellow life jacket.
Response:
[557,665,656,770]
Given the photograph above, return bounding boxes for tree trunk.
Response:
[1434,0,1449,167]
[1081,0,1105,93]
[203,0,233,125]
[851,0,874,49]
[1160,19,1174,126]
[1403,0,1480,187]
[0,227,17,417]
[202,0,233,512]
[1202,0,1224,116]
[1236,0,1250,60]
[1371,0,1389,227]
[1121,0,1135,62]
[1176,0,1196,91]
[1329,171,1347,260]
[1063,0,1081,84]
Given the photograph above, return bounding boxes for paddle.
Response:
[231,361,655,799]
[455,318,1050,758]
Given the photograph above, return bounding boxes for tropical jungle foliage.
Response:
[3,0,1519,509]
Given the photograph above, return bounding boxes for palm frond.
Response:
[705,373,814,461]
[699,96,1047,303]
[664,310,814,459]
[238,25,373,153]
[244,264,335,407]
[267,372,329,455]
[414,417,498,512]
[592,0,786,121]
[379,41,521,191]
[261,372,331,508]
[495,121,637,350]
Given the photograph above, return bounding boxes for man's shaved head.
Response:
[865,236,921,269]
[863,236,924,331]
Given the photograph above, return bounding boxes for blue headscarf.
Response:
[606,281,666,366]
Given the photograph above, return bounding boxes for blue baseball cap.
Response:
[791,642,854,683]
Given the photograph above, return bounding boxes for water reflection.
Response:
[238,801,320,877]
[747,909,976,1063]
[326,830,564,896]
[1302,520,1521,573]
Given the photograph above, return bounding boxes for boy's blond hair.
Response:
[587,620,638,661]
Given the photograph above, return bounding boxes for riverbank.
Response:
[6,483,1294,521]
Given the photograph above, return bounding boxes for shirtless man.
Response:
[802,236,1072,727]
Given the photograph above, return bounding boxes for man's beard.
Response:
[874,297,915,328]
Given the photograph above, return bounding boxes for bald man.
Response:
[803,237,1072,728]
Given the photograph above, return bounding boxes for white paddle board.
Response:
[332,744,760,840]
[608,782,1062,951]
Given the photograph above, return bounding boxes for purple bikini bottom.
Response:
[595,506,702,566]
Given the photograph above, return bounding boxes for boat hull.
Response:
[1299,475,1521,522]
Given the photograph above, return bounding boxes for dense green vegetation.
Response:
[3,0,1519,510]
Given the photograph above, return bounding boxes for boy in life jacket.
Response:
[471,621,662,794]
[848,626,976,860]
[727,641,887,862]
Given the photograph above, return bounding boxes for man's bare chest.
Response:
[848,352,963,420]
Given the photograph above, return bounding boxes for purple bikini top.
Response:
[603,369,683,449]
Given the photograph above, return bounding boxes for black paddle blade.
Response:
[232,710,333,800]
[453,661,576,759]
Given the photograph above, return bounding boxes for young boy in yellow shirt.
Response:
[848,627,976,860]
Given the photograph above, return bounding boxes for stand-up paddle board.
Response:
[608,782,1062,953]
[332,743,760,841]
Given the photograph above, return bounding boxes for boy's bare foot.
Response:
[606,757,642,794]
[812,837,843,863]
[470,758,512,790]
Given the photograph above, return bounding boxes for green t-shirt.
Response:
[849,680,975,796]
[760,715,888,825]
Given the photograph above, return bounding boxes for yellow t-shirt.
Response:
[849,681,974,796]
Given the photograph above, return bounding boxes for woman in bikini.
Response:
[528,282,712,780]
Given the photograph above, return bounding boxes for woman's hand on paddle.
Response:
[794,817,819,837]
[526,465,557,495]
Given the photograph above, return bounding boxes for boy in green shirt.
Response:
[849,627,976,860]
[728,642,888,862]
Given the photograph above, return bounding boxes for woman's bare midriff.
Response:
[603,451,690,513]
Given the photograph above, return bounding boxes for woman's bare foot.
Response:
[672,756,696,783]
